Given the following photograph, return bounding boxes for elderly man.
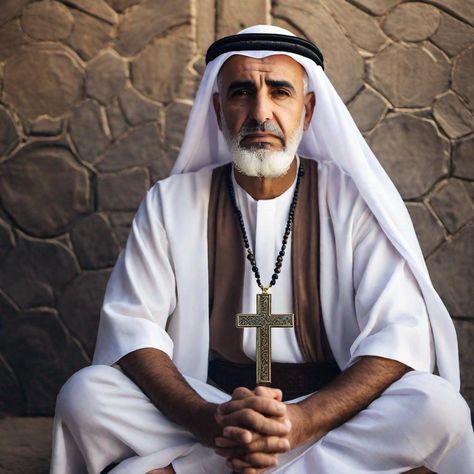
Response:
[51,25,474,474]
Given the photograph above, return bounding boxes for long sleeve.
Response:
[349,205,435,373]
[93,184,177,366]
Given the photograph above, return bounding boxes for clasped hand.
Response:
[213,386,305,473]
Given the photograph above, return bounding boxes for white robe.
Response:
[51,160,474,473]
[93,159,436,376]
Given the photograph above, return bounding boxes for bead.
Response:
[226,162,302,292]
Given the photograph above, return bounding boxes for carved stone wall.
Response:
[0,0,472,415]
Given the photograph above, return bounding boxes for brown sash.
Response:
[207,158,336,383]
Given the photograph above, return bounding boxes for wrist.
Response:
[291,401,326,446]
[188,401,221,446]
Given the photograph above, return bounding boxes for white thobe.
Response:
[50,160,474,473]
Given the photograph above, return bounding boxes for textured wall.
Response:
[0,0,472,416]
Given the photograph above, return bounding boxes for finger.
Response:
[231,386,255,400]
[215,435,290,458]
[254,386,283,401]
[222,426,255,444]
[215,436,241,448]
[220,409,291,436]
[218,397,287,417]
[245,435,290,454]
[229,452,279,469]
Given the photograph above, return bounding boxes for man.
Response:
[51,25,474,473]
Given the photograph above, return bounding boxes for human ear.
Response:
[303,91,315,130]
[212,93,223,131]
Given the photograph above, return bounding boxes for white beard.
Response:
[221,114,305,178]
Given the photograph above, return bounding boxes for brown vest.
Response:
[207,158,339,399]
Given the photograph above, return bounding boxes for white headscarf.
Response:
[171,25,459,388]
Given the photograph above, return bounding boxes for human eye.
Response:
[273,88,291,97]
[231,88,252,97]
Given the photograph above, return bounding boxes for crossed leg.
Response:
[51,365,473,474]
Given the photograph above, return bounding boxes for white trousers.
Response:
[50,365,474,474]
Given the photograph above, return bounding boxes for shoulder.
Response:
[315,158,373,232]
[154,163,218,195]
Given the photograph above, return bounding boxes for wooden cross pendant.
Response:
[236,290,294,384]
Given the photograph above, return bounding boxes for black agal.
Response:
[205,33,324,69]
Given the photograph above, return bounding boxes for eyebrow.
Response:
[226,79,296,94]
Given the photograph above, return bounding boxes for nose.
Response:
[249,90,273,124]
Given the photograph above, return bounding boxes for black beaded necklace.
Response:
[226,163,304,293]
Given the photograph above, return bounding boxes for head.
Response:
[213,54,315,178]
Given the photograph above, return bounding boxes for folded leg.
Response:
[272,371,474,474]
[50,365,231,474]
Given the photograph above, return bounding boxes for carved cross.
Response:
[236,291,294,384]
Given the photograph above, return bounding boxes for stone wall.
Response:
[0,0,472,416]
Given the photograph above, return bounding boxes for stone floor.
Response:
[0,417,52,474]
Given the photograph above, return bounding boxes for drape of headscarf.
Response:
[171,25,459,389]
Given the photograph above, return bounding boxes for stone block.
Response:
[452,46,474,107]
[58,270,111,356]
[0,354,25,415]
[368,114,449,199]
[428,223,473,316]
[0,220,15,263]
[106,99,129,140]
[348,0,400,15]
[423,0,474,25]
[86,52,128,105]
[107,211,135,247]
[429,180,474,234]
[453,136,474,180]
[0,105,19,156]
[97,123,161,171]
[272,0,364,103]
[0,0,31,28]
[433,92,473,139]
[97,168,149,211]
[216,0,267,38]
[368,43,450,108]
[3,44,83,119]
[464,181,474,203]
[67,8,114,61]
[25,117,63,137]
[196,0,215,53]
[0,144,91,237]
[69,100,111,163]
[0,19,31,62]
[70,213,120,269]
[348,86,387,133]
[0,308,88,414]
[454,319,474,410]
[131,25,195,102]
[165,101,192,160]
[119,87,162,126]
[0,236,78,309]
[21,1,74,41]
[106,0,141,12]
[382,3,440,42]
[431,12,474,57]
[321,0,387,53]
[406,203,445,257]
[115,0,191,56]
[61,0,118,25]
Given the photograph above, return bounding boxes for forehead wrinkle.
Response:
[217,55,307,94]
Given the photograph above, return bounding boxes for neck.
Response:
[234,157,297,200]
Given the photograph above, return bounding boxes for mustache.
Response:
[239,120,285,142]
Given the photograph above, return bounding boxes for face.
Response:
[213,54,315,177]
